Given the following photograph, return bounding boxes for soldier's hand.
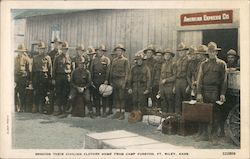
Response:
[196,94,203,102]
[52,80,56,85]
[172,87,176,94]
[104,80,108,85]
[185,86,190,93]
[161,79,167,84]
[122,83,126,89]
[220,95,226,103]
[143,90,149,95]
[128,89,132,94]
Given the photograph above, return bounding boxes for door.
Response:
[202,29,238,62]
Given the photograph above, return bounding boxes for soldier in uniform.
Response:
[174,42,190,114]
[70,58,93,117]
[196,42,227,144]
[14,44,32,112]
[87,46,96,69]
[72,45,89,70]
[186,45,198,99]
[90,45,110,117]
[48,37,62,64]
[143,44,156,75]
[108,44,130,120]
[32,42,52,113]
[151,49,164,107]
[128,52,151,112]
[105,51,117,115]
[48,37,62,113]
[159,48,176,113]
[52,42,72,115]
[226,49,240,71]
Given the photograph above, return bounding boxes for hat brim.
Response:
[164,52,175,57]
[114,47,126,52]
[143,49,155,53]
[51,41,63,44]
[177,48,189,51]
[15,49,28,52]
[38,46,46,49]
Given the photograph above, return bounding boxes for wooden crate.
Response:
[182,101,213,123]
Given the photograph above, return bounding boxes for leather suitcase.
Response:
[182,101,213,123]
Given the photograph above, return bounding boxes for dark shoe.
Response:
[118,112,125,120]
[53,111,62,116]
[199,134,209,141]
[102,112,107,118]
[111,112,121,119]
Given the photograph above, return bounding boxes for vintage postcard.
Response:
[0,0,249,159]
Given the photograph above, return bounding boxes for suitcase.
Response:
[182,101,213,123]
[178,101,213,136]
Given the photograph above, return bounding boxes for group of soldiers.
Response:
[15,38,239,145]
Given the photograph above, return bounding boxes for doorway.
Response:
[202,29,238,62]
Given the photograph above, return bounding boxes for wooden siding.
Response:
[24,9,238,60]
[24,9,179,60]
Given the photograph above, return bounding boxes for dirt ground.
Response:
[12,112,238,149]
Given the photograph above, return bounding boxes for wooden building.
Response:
[14,9,239,61]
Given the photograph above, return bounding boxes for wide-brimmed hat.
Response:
[208,42,221,51]
[61,41,69,49]
[76,45,85,51]
[87,47,96,55]
[96,44,107,52]
[51,37,63,44]
[37,42,46,49]
[163,48,175,57]
[134,52,144,60]
[187,45,197,54]
[177,42,189,51]
[113,44,126,52]
[227,49,239,58]
[196,45,208,54]
[154,48,164,55]
[15,43,28,52]
[143,44,156,53]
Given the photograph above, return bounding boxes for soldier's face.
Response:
[62,49,68,54]
[97,50,104,57]
[137,59,143,65]
[208,49,217,59]
[178,50,186,57]
[164,54,172,61]
[227,55,236,64]
[155,53,162,61]
[79,63,84,69]
[54,42,60,49]
[146,50,153,58]
[38,48,45,54]
[77,50,82,56]
[115,49,123,57]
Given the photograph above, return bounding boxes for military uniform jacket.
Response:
[14,53,32,78]
[110,55,130,82]
[196,57,227,95]
[175,55,190,79]
[71,68,91,88]
[72,54,90,69]
[32,54,52,78]
[48,49,60,65]
[152,62,163,86]
[90,55,110,85]
[160,60,176,86]
[128,64,151,91]
[187,59,203,87]
[145,57,155,75]
[52,53,72,78]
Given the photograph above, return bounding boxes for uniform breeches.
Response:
[175,78,189,114]
[55,75,70,110]
[160,84,174,113]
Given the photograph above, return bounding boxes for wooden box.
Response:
[182,101,213,123]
